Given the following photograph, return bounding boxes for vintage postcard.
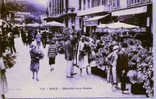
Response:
[0,0,154,98]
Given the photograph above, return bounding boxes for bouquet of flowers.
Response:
[2,51,16,69]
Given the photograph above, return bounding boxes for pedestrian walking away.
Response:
[64,35,74,78]
[48,40,57,71]
[117,43,129,94]
[29,43,44,81]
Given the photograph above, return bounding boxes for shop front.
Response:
[83,14,110,34]
[111,4,152,47]
[112,4,152,32]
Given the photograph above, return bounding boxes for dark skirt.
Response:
[79,51,85,61]
[49,57,55,65]
[30,62,39,72]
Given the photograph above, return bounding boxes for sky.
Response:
[31,0,47,6]
[20,0,48,7]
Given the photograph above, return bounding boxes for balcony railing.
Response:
[127,0,152,7]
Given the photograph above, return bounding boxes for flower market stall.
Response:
[90,22,153,97]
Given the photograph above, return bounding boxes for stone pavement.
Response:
[5,37,146,98]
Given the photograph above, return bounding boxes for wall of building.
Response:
[47,0,64,17]
[110,0,152,11]
[79,0,109,11]
[68,0,79,11]
[119,0,127,9]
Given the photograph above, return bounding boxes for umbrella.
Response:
[15,24,25,27]
[26,23,40,27]
[45,21,65,27]
[97,21,139,29]
[107,21,139,29]
[97,23,107,28]
[0,19,10,27]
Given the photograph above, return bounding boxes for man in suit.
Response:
[117,43,129,94]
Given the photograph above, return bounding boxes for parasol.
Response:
[45,21,65,27]
[26,23,40,27]
[0,19,10,27]
[97,23,107,28]
[97,21,139,29]
[106,21,139,29]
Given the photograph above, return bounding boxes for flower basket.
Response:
[3,53,16,68]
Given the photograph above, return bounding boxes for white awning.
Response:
[45,21,65,27]
[112,6,147,16]
[77,6,110,16]
[87,14,109,21]
[97,21,139,29]
[0,19,10,26]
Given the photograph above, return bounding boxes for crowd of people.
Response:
[26,27,153,96]
[0,24,153,98]
[90,30,153,97]
[0,25,17,99]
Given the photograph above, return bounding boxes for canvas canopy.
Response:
[45,21,65,27]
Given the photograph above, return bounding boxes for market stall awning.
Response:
[77,5,110,16]
[107,21,139,29]
[0,19,10,27]
[15,24,25,27]
[98,21,139,29]
[97,23,107,28]
[45,21,65,27]
[26,23,40,27]
[87,14,109,21]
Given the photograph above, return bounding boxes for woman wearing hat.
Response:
[29,43,44,81]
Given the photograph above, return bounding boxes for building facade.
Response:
[77,0,111,33]
[46,0,152,33]
[110,0,152,32]
[77,0,152,33]
[46,0,80,30]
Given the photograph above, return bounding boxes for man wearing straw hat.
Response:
[106,45,120,89]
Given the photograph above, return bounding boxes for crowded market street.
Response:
[0,0,153,99]
[5,36,146,98]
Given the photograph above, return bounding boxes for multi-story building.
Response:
[110,0,152,32]
[77,0,111,33]
[46,0,80,30]
[77,0,152,33]
[46,0,152,33]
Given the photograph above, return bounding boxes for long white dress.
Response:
[0,57,8,95]
[77,41,85,68]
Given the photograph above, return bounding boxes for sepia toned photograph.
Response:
[0,0,153,98]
